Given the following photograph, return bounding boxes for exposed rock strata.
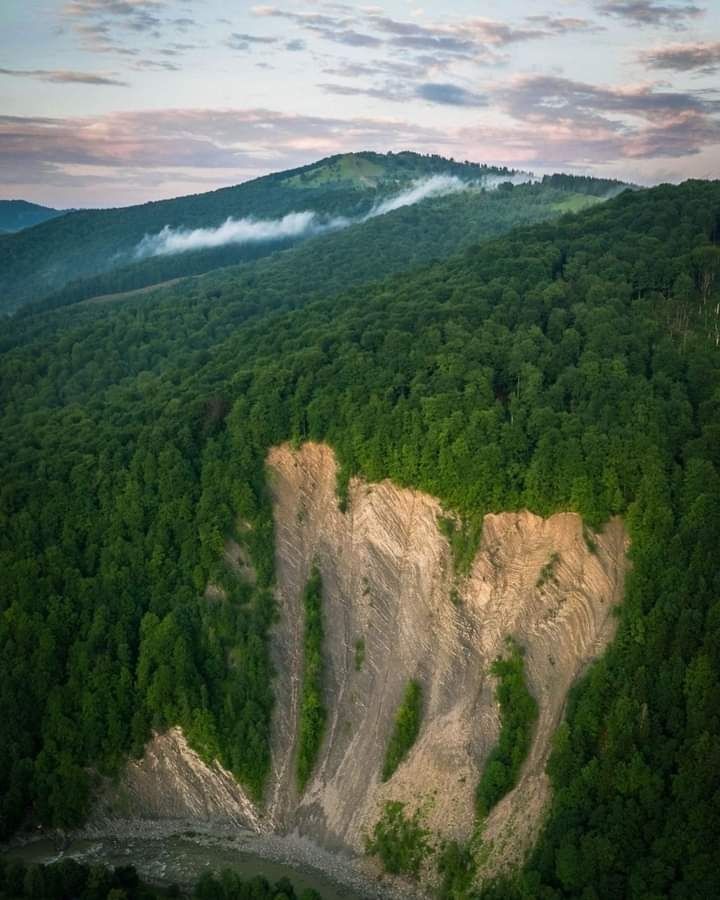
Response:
[265,443,627,867]
[90,727,264,832]
[95,441,627,877]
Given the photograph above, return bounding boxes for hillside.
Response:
[25,180,606,316]
[0,152,505,312]
[1,179,719,897]
[0,152,621,314]
[0,200,65,233]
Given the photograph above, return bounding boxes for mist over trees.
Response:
[0,151,542,314]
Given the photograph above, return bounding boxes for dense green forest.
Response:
[0,201,65,235]
[364,801,432,878]
[0,151,530,313]
[21,179,607,317]
[0,856,167,900]
[193,871,320,900]
[1,177,719,897]
[0,855,321,900]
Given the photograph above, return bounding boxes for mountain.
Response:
[1,175,719,898]
[0,151,623,314]
[23,175,613,318]
[0,199,65,233]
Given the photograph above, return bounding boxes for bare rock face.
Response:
[90,727,264,832]
[265,443,627,867]
[96,441,627,877]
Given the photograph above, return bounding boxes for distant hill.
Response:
[0,199,66,233]
[0,151,624,314]
[28,177,614,317]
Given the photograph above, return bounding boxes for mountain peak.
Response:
[279,150,519,191]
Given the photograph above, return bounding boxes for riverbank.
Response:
[3,821,422,900]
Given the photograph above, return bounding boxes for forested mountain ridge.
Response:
[0,151,503,313]
[0,200,65,233]
[1,179,719,898]
[0,151,623,314]
[20,179,607,318]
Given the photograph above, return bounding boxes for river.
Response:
[5,830,379,899]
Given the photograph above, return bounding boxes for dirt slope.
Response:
[89,727,264,832]
[264,443,627,866]
[94,441,627,880]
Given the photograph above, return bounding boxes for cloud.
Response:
[494,74,719,127]
[416,83,487,107]
[2,74,717,207]
[481,74,720,163]
[62,0,164,31]
[638,41,720,73]
[259,5,610,107]
[322,62,377,78]
[368,11,603,47]
[251,7,352,29]
[227,31,278,51]
[246,7,384,49]
[367,14,542,48]
[320,81,412,102]
[0,67,128,85]
[131,59,180,71]
[367,174,467,215]
[135,175,471,257]
[252,5,603,66]
[321,79,488,107]
[62,0,164,50]
[70,21,130,54]
[60,0,196,56]
[322,29,382,47]
[595,1,704,27]
[0,108,440,185]
[136,210,325,256]
[155,42,199,57]
[524,16,605,35]
[322,57,438,81]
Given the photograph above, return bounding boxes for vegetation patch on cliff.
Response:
[381,680,424,781]
[476,640,538,817]
[297,567,327,791]
[437,515,484,580]
[365,800,432,878]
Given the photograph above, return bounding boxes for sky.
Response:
[1,0,719,207]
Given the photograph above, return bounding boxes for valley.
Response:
[3,0,720,890]
[1,168,719,898]
[11,443,626,897]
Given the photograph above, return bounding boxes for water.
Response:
[6,832,375,899]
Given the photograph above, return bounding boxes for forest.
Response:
[20,179,606,318]
[1,177,719,898]
[0,856,320,900]
[0,151,524,313]
[0,201,65,235]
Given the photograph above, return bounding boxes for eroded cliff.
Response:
[94,441,627,880]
